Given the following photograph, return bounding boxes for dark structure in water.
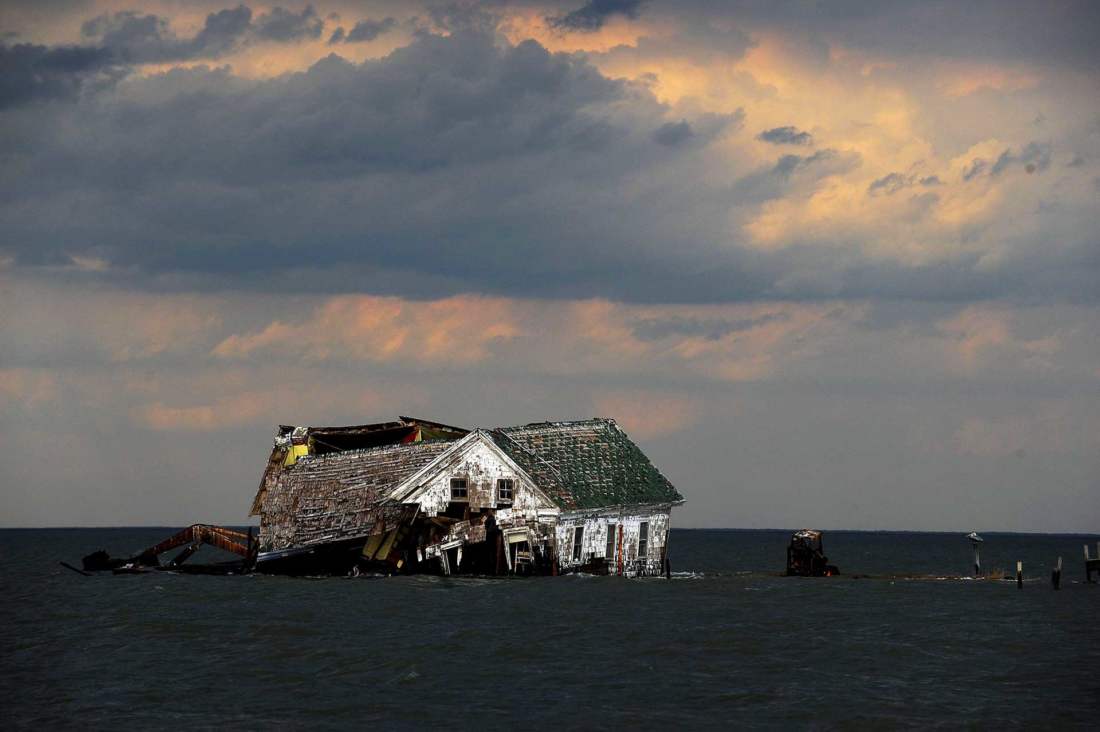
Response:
[786,529,840,577]
[81,416,685,577]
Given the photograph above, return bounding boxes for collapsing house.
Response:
[250,417,685,576]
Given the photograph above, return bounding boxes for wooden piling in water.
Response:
[1086,543,1100,583]
[1052,557,1062,590]
[1016,561,1023,589]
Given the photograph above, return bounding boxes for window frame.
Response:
[450,477,469,501]
[638,521,649,558]
[496,478,514,503]
[606,523,617,560]
[572,526,584,562]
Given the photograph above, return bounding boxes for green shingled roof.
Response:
[492,418,683,510]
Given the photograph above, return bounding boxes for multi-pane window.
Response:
[572,526,584,562]
[638,521,649,558]
[450,477,468,500]
[497,478,514,502]
[606,524,617,559]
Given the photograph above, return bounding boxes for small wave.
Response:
[669,571,706,579]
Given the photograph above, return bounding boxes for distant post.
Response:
[1052,556,1062,590]
[1016,561,1023,589]
[967,532,983,577]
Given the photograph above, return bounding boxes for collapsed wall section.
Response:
[258,441,452,552]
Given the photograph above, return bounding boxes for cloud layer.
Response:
[2,4,1096,304]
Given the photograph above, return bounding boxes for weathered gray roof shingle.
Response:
[259,441,452,551]
[494,418,683,510]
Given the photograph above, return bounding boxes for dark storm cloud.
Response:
[0,19,1095,305]
[1,5,339,108]
[79,4,329,59]
[1,30,715,294]
[757,126,812,146]
[771,149,853,179]
[653,120,693,146]
[196,5,257,55]
[868,172,908,196]
[990,142,1051,176]
[867,172,944,196]
[962,142,1052,182]
[346,17,398,42]
[328,17,398,45]
[80,6,253,63]
[548,0,644,32]
[252,5,324,42]
[0,28,780,303]
[0,42,120,108]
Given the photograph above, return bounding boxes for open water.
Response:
[3,528,1098,729]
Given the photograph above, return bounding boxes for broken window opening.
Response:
[497,478,514,503]
[450,477,468,500]
[572,526,584,562]
[606,524,616,559]
[638,522,649,558]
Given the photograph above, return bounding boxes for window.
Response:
[572,526,584,562]
[638,522,649,557]
[606,524,617,559]
[450,477,468,500]
[497,478,514,502]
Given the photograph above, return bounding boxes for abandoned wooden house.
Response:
[250,416,684,576]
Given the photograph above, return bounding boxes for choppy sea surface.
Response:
[3,528,1099,729]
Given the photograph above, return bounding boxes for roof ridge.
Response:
[498,417,616,433]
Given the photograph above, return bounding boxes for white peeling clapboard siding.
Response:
[556,508,670,574]
[404,439,556,518]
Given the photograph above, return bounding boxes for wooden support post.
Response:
[1052,556,1062,590]
[1016,561,1023,589]
[617,523,624,577]
[495,532,503,576]
[973,545,982,577]
[1087,544,1094,583]
[662,539,671,579]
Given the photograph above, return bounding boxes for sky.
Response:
[1,0,1098,531]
